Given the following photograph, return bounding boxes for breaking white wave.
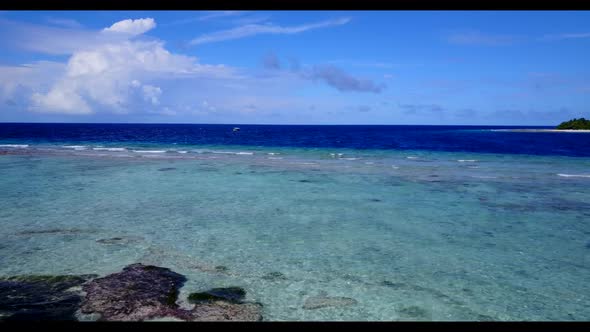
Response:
[209,150,254,155]
[132,150,166,153]
[557,173,590,178]
[406,156,419,159]
[93,147,127,152]
[212,151,236,155]
[0,144,29,148]
[62,145,88,151]
[458,159,478,162]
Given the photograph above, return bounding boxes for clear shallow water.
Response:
[0,124,589,321]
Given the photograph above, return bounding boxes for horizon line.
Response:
[0,122,558,127]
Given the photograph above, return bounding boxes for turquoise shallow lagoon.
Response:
[0,144,589,320]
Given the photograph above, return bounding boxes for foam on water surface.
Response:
[0,144,29,148]
[557,173,590,178]
[132,150,167,153]
[93,147,127,152]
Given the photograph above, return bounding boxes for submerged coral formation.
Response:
[0,264,262,322]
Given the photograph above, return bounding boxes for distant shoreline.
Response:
[491,129,590,133]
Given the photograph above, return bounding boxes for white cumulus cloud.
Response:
[27,18,235,115]
[142,85,162,105]
[31,85,92,114]
[103,18,156,36]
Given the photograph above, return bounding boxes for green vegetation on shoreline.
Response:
[556,118,590,130]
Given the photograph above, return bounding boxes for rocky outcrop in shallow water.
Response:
[96,236,144,245]
[188,287,246,304]
[80,264,187,321]
[15,228,96,236]
[80,263,262,321]
[0,274,96,321]
[1,263,262,321]
[186,287,262,321]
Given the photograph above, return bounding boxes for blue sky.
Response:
[0,10,589,125]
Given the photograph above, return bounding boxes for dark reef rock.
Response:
[80,264,261,321]
[302,293,358,310]
[16,228,94,236]
[261,272,287,281]
[380,280,405,289]
[0,274,96,321]
[188,287,246,304]
[186,287,262,321]
[80,263,187,321]
[157,167,176,172]
[214,265,229,273]
[96,236,144,245]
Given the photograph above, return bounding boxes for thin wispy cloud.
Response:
[161,11,245,27]
[256,53,384,94]
[228,14,271,26]
[447,30,520,46]
[198,11,244,22]
[541,32,590,41]
[399,103,444,115]
[189,17,351,46]
[0,18,129,55]
[303,65,384,94]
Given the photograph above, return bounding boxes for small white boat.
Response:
[233,127,240,132]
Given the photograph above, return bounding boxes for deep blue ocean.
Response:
[1,123,590,157]
[1,123,589,321]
